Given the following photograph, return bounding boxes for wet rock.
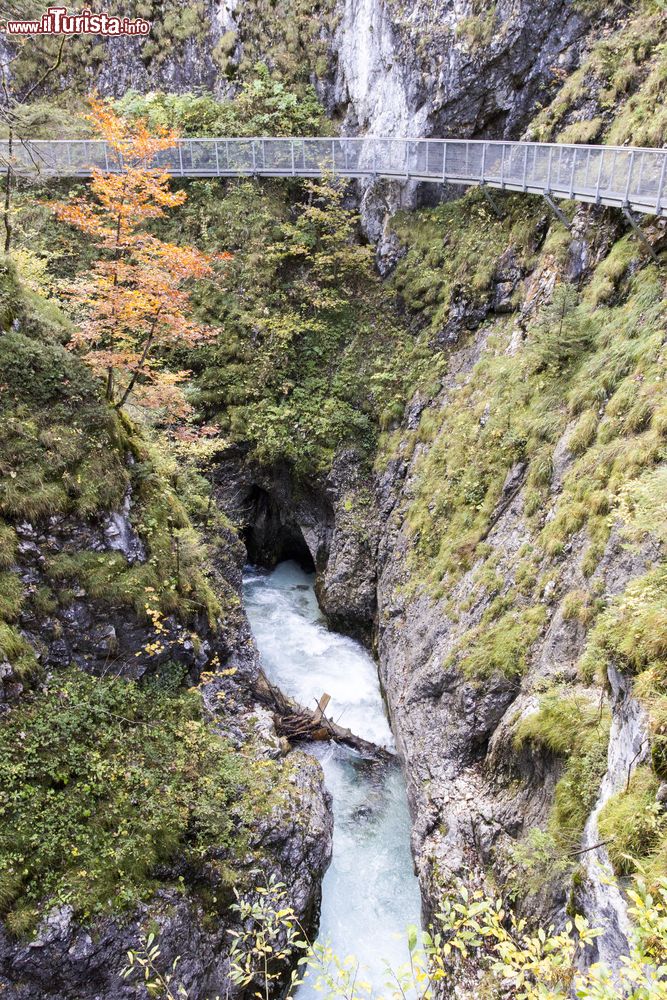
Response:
[103,489,146,564]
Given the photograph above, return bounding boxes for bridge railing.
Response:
[1,136,665,216]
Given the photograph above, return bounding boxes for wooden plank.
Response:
[313,693,331,723]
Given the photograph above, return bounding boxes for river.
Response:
[243,561,422,998]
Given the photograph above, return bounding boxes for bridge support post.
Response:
[622,207,660,263]
[543,192,571,230]
[480,183,504,219]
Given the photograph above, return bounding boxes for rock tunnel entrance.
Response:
[241,485,315,572]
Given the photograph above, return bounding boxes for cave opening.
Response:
[242,485,315,573]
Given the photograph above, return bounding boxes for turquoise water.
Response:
[243,561,422,997]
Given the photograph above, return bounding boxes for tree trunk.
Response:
[3,128,13,256]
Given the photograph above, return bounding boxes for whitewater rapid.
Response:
[243,561,422,997]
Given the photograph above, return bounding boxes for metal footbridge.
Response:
[3,136,666,218]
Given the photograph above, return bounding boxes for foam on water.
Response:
[243,561,422,996]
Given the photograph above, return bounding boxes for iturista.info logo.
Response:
[0,6,151,36]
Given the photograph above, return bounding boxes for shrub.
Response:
[0,670,289,933]
[529,286,595,374]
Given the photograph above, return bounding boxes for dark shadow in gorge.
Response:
[241,484,316,573]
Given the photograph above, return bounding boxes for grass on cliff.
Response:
[0,261,128,524]
[0,669,292,936]
[445,605,548,680]
[389,189,667,880]
[526,5,667,148]
[0,260,232,691]
[386,180,664,686]
[390,189,542,340]
[399,243,664,598]
[597,766,667,879]
[42,431,224,629]
[574,395,667,883]
[514,688,610,851]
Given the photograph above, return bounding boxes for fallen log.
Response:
[254,669,394,761]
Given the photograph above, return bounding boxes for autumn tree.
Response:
[54,96,224,420]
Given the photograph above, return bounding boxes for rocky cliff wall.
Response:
[6,0,593,144]
[326,0,590,138]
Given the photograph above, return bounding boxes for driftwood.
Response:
[255,670,394,761]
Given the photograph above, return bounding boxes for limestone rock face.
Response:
[326,0,588,140]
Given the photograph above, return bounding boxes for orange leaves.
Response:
[85,93,182,167]
[54,98,189,253]
[171,423,221,443]
[52,95,232,423]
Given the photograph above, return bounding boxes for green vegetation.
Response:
[556,118,603,144]
[505,827,572,902]
[2,0,208,98]
[446,605,547,680]
[155,174,431,476]
[455,5,498,49]
[581,567,667,691]
[598,766,666,878]
[515,688,610,850]
[227,0,335,81]
[0,298,128,522]
[6,84,429,482]
[384,180,665,714]
[0,261,226,676]
[116,69,331,138]
[199,874,667,1000]
[0,669,292,935]
[579,565,667,828]
[400,248,664,596]
[391,190,540,338]
[0,260,120,682]
[527,7,667,147]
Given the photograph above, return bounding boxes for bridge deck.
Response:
[2,136,665,217]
